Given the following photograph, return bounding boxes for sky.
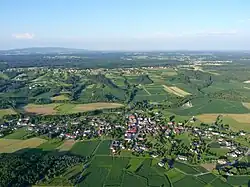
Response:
[1,0,250,50]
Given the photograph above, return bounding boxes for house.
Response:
[227,152,237,158]
[158,161,165,167]
[177,155,188,161]
[217,159,227,165]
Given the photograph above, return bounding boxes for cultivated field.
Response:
[163,85,191,97]
[0,138,47,153]
[24,103,60,114]
[24,102,124,115]
[57,140,76,151]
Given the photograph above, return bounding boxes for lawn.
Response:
[4,128,30,139]
[0,108,16,118]
[209,148,230,157]
[70,140,100,157]
[0,138,47,153]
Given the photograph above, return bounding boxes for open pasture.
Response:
[4,128,30,139]
[0,138,47,153]
[163,85,191,97]
[95,140,111,155]
[51,94,69,101]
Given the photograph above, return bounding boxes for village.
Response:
[1,111,249,173]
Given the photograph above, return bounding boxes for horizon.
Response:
[1,0,250,50]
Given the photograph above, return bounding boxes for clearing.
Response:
[163,85,191,97]
[24,103,60,114]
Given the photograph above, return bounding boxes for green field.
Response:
[95,140,111,155]
[0,108,16,118]
[37,139,64,151]
[70,140,100,157]
[174,161,201,175]
[4,128,30,139]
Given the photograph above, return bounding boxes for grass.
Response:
[51,94,70,101]
[173,176,206,187]
[165,168,186,183]
[163,85,191,97]
[209,148,230,157]
[174,161,201,175]
[127,158,144,172]
[70,140,100,157]
[227,175,250,186]
[198,173,217,183]
[211,178,232,187]
[4,128,30,139]
[24,102,124,115]
[37,139,64,151]
[0,108,16,118]
[95,140,111,155]
[122,172,148,187]
[0,138,47,153]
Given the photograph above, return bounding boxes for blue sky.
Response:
[1,0,250,50]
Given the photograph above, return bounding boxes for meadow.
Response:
[0,108,16,118]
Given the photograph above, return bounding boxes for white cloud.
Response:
[12,33,35,39]
[238,18,250,23]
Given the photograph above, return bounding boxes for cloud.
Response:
[12,33,35,39]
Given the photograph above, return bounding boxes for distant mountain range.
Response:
[0,47,89,55]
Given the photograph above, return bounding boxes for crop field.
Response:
[24,102,124,115]
[173,161,200,175]
[165,169,186,183]
[122,172,148,187]
[4,128,30,139]
[24,103,60,114]
[198,173,217,183]
[173,98,249,116]
[163,85,191,97]
[70,140,100,157]
[57,140,76,151]
[209,148,230,157]
[211,178,232,187]
[37,139,64,151]
[200,163,216,171]
[0,138,47,153]
[173,176,205,187]
[127,158,144,172]
[78,167,110,187]
[95,140,111,155]
[227,175,250,186]
[0,108,16,118]
[197,113,250,131]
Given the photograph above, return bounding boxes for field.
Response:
[70,140,100,157]
[173,161,201,175]
[24,102,124,115]
[4,128,30,139]
[37,139,64,151]
[227,176,250,186]
[163,85,191,97]
[197,113,250,131]
[95,140,111,155]
[173,176,205,187]
[51,94,70,101]
[57,140,76,151]
[0,138,47,153]
[0,108,16,118]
